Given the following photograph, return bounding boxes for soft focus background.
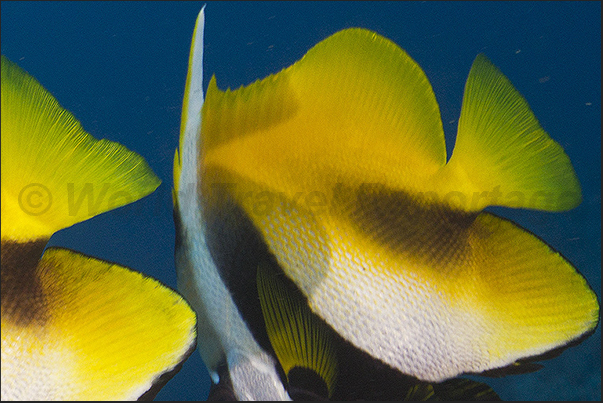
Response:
[1,1,600,400]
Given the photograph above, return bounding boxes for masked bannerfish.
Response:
[173,8,599,400]
[1,55,196,400]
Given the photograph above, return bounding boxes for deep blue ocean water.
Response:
[2,1,600,401]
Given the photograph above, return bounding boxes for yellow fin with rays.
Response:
[435,54,581,211]
[1,56,160,243]
[257,261,337,398]
[202,28,447,200]
[1,248,196,400]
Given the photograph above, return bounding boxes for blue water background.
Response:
[2,1,600,400]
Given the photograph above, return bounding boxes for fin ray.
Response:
[257,260,337,397]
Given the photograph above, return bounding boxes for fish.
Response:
[1,55,196,400]
[173,8,599,400]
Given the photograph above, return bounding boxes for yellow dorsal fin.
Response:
[257,260,337,398]
[202,28,447,196]
[437,54,581,211]
[289,27,445,168]
[1,56,160,242]
[203,72,300,152]
[1,247,196,400]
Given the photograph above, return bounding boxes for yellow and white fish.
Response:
[1,55,196,400]
[173,8,599,400]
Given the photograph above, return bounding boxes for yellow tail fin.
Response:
[1,56,160,242]
[439,54,581,212]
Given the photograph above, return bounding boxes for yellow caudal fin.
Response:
[1,247,196,400]
[1,56,160,242]
[438,54,581,212]
[257,261,337,398]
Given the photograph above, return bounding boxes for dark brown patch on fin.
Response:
[1,239,49,326]
[346,183,478,270]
